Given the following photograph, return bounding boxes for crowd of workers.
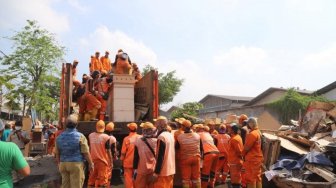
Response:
[53,113,263,188]
[72,49,142,121]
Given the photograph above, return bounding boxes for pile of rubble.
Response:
[17,155,60,188]
[262,101,336,188]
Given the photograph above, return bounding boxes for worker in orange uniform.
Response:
[227,124,244,188]
[121,123,141,188]
[95,72,113,120]
[238,114,249,144]
[132,63,142,82]
[208,121,218,136]
[115,51,132,74]
[243,118,264,188]
[133,122,157,188]
[238,114,249,187]
[214,124,230,185]
[105,122,118,187]
[176,120,202,188]
[88,120,112,188]
[90,52,102,73]
[72,60,81,86]
[151,116,176,188]
[73,74,88,121]
[173,118,185,187]
[100,51,112,73]
[83,71,101,121]
[199,125,219,188]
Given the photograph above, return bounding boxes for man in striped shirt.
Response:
[176,120,202,188]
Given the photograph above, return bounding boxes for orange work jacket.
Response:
[120,132,140,168]
[100,56,112,72]
[243,128,263,162]
[215,133,230,158]
[227,134,243,165]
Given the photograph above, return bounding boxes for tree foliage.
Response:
[268,88,330,124]
[0,20,65,120]
[170,102,203,123]
[143,64,184,105]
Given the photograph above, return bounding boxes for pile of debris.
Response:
[262,101,336,188]
[17,155,60,188]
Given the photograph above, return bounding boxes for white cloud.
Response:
[302,45,336,68]
[67,0,89,13]
[213,46,275,74]
[0,0,69,33]
[78,26,157,68]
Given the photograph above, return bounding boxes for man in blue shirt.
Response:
[55,114,94,188]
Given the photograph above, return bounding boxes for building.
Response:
[159,105,181,119]
[198,94,253,119]
[315,81,336,101]
[244,87,313,106]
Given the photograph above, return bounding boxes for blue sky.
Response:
[1,0,336,109]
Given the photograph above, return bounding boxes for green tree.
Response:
[0,20,65,120]
[170,102,203,123]
[268,88,330,124]
[143,65,184,105]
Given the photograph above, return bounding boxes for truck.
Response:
[58,63,159,141]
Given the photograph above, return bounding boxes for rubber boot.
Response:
[201,181,208,188]
[256,182,262,188]
[182,180,190,188]
[246,183,256,188]
[231,184,242,188]
[192,181,201,188]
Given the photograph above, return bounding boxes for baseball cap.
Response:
[203,125,210,132]
[127,122,137,131]
[106,122,115,131]
[153,116,167,122]
[175,117,186,124]
[96,120,105,133]
[181,120,192,128]
[140,122,155,129]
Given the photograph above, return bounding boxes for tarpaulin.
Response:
[271,151,333,170]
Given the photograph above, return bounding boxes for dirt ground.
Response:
[15,156,275,188]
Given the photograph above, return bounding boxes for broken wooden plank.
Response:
[278,134,312,147]
[263,133,309,155]
[305,164,336,182]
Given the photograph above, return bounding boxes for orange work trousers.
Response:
[174,150,182,187]
[134,173,154,188]
[244,160,262,184]
[85,93,101,111]
[124,168,135,188]
[216,157,229,183]
[180,155,201,188]
[88,160,109,187]
[106,162,113,187]
[201,153,219,188]
[153,175,174,188]
[96,94,107,120]
[229,163,242,185]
